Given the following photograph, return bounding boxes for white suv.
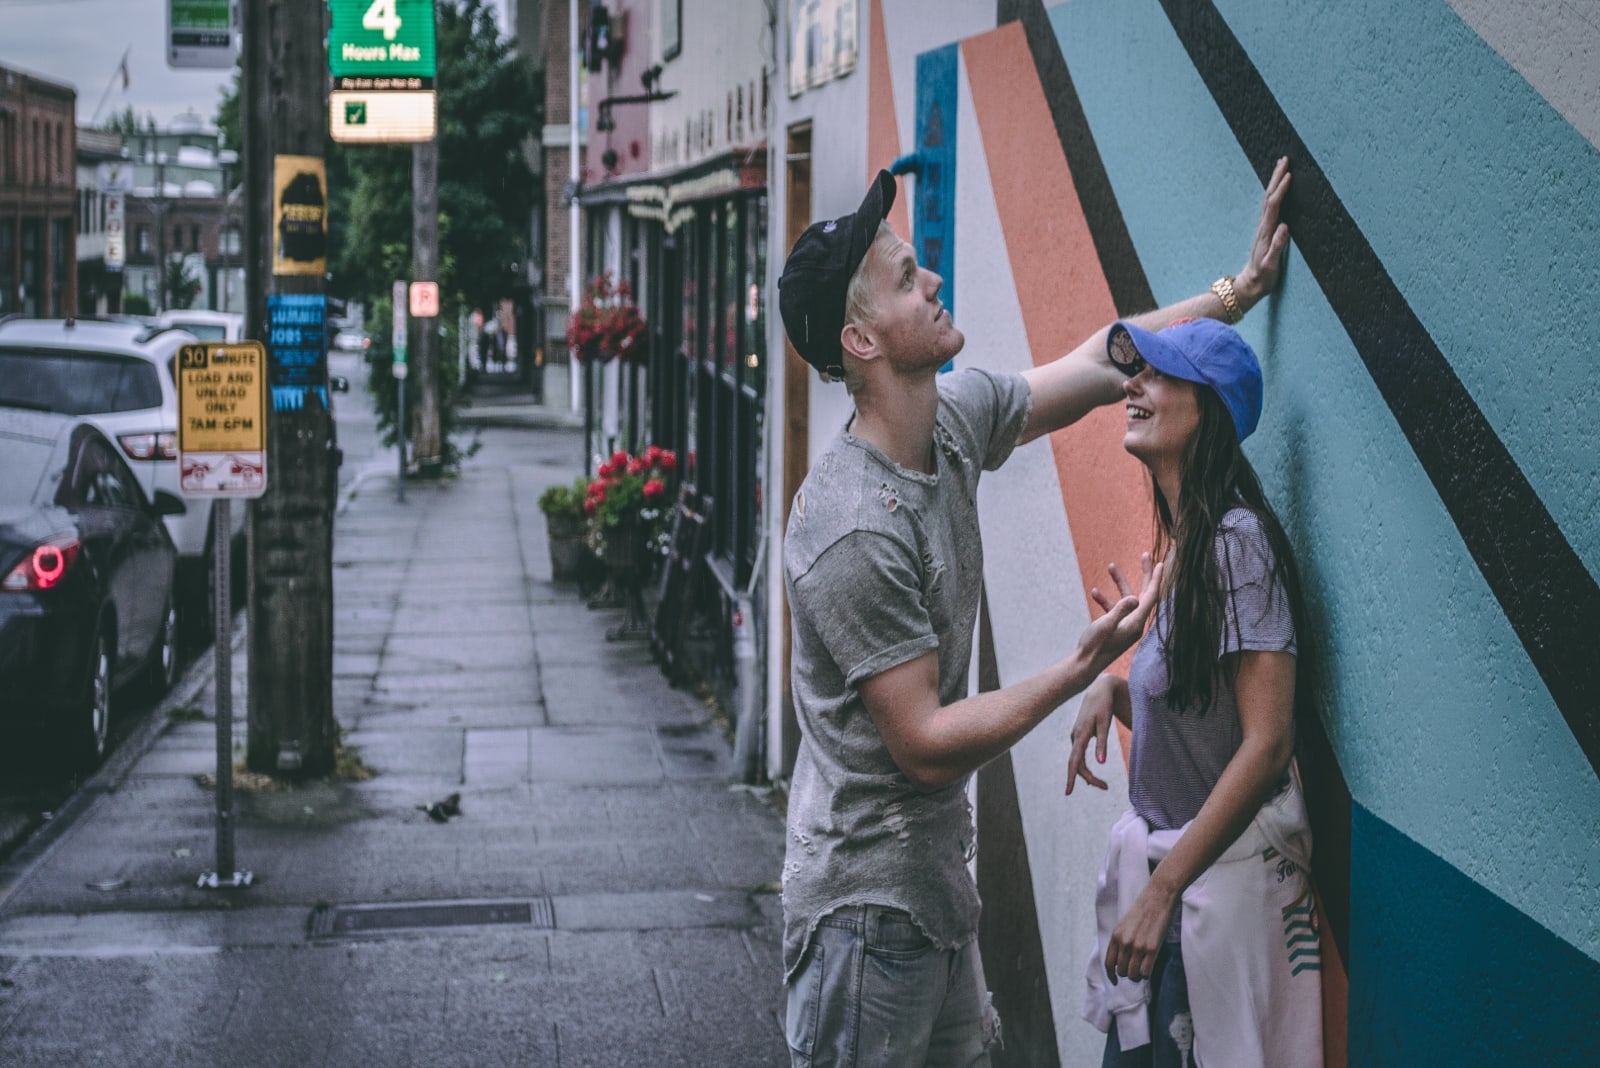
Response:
[0,317,247,636]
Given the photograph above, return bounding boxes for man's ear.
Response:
[841,320,875,361]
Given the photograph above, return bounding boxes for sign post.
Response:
[392,278,408,502]
[328,0,438,143]
[176,340,267,890]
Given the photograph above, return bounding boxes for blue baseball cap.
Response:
[1107,318,1264,442]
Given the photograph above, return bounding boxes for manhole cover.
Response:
[309,898,553,939]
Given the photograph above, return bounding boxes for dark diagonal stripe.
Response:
[975,595,1061,1068]
[1004,0,1156,312]
[1159,0,1600,777]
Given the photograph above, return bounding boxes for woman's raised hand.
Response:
[1235,156,1292,306]
[1075,554,1163,675]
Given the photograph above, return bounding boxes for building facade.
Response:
[0,65,76,318]
[578,0,775,736]
[116,118,242,316]
[766,0,1600,1064]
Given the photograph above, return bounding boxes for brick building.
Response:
[0,64,77,318]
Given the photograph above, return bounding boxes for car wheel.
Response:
[66,627,114,773]
[181,543,217,647]
[142,595,180,696]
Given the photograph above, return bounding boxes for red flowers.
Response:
[566,273,648,363]
[583,446,678,546]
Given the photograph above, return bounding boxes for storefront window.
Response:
[50,218,68,317]
[720,200,739,373]
[0,221,15,316]
[21,220,41,317]
[742,195,767,396]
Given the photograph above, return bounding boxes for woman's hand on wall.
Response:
[1234,156,1293,308]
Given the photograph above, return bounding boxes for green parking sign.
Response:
[328,0,437,82]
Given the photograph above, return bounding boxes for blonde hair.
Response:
[842,221,899,328]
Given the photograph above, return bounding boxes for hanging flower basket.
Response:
[567,273,648,364]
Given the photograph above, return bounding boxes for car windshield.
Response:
[0,435,54,502]
[0,348,163,416]
[172,322,228,340]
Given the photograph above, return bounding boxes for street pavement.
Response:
[0,364,790,1067]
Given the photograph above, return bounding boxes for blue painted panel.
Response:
[1212,0,1600,575]
[267,293,328,411]
[1045,0,1600,959]
[1350,803,1600,1064]
[915,44,958,372]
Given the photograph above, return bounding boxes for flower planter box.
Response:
[546,512,588,583]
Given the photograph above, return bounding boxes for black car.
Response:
[0,410,181,770]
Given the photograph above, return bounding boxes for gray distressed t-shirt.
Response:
[781,367,1032,981]
[1127,507,1297,833]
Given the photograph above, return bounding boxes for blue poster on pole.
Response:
[266,293,328,410]
[915,44,957,372]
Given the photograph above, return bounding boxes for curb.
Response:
[336,461,395,516]
[457,407,584,432]
[0,612,247,914]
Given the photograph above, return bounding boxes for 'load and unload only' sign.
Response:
[176,341,269,498]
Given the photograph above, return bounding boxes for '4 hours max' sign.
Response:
[328,0,437,81]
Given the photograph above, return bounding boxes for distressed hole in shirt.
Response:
[876,482,899,512]
[882,802,912,843]
[793,491,806,522]
[920,546,946,598]
[933,423,964,463]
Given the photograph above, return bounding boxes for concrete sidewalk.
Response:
[0,425,789,1067]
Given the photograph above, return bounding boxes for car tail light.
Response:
[2,537,82,592]
[118,432,178,461]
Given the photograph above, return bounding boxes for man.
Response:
[774,158,1291,1066]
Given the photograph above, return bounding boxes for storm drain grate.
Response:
[309,898,554,939]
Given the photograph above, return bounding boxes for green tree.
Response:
[214,67,241,152]
[333,0,542,310]
[105,106,157,138]
[164,258,203,310]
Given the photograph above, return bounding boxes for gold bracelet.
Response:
[1210,275,1244,325]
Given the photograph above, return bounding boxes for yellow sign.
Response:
[272,155,328,277]
[176,341,269,498]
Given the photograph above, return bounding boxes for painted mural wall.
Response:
[769,0,1600,1064]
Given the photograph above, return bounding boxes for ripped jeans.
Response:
[1101,940,1193,1068]
[786,904,1001,1068]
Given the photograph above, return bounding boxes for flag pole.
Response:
[91,46,131,126]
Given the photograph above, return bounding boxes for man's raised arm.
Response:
[1018,156,1292,445]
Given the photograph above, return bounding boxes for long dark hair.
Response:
[1151,388,1306,715]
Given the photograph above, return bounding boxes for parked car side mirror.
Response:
[329,374,350,393]
[152,490,188,517]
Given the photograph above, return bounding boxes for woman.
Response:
[1066,318,1322,1068]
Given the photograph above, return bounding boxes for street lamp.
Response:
[142,148,171,312]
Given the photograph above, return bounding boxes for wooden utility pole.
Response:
[242,0,337,777]
[412,139,442,475]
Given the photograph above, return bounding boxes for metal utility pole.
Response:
[242,0,337,777]
[411,139,442,474]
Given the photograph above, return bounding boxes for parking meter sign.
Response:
[176,342,269,498]
[409,280,439,318]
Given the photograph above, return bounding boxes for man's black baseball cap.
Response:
[778,170,898,379]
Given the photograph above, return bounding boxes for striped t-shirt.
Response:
[1127,508,1297,833]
